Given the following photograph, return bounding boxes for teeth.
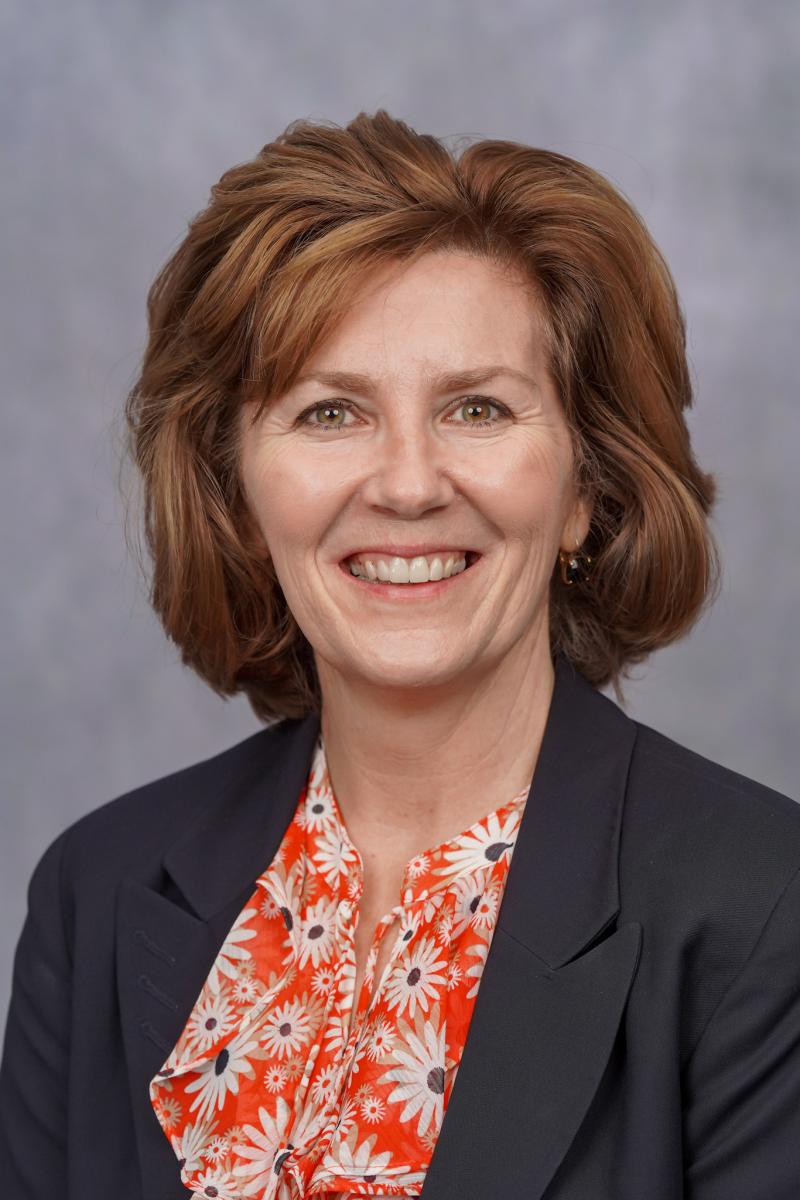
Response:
[347,553,469,584]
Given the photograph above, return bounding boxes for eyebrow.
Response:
[293,365,538,394]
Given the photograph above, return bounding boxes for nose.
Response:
[360,420,456,517]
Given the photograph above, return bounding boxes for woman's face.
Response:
[239,250,591,697]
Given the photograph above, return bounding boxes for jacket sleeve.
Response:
[0,829,72,1193]
[682,861,800,1200]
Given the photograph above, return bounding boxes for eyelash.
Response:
[295,395,510,434]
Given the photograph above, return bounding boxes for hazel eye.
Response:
[451,396,508,428]
[297,401,356,432]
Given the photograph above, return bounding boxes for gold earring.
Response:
[558,542,592,586]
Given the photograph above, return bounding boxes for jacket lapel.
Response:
[420,657,642,1197]
[115,714,321,1195]
[116,656,641,1199]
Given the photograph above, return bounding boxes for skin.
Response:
[239,249,591,995]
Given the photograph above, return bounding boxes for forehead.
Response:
[300,251,547,386]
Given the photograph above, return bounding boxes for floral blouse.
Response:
[150,734,530,1199]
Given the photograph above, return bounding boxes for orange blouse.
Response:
[150,734,530,1198]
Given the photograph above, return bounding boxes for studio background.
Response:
[2,0,798,1031]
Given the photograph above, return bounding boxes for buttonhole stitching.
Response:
[133,927,177,967]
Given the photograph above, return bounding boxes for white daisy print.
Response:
[321,1127,393,1182]
[446,956,463,990]
[263,1063,289,1093]
[311,964,336,996]
[323,1006,354,1059]
[366,1017,395,1061]
[405,852,430,879]
[472,879,501,928]
[312,823,361,889]
[462,935,492,999]
[359,1092,386,1124]
[434,806,522,881]
[382,935,448,1019]
[170,1118,218,1174]
[299,779,338,834]
[311,1060,340,1107]
[337,948,358,990]
[331,1092,359,1141]
[449,869,493,938]
[379,1010,447,1138]
[232,1095,329,1197]
[232,975,261,1005]
[259,889,281,921]
[206,908,258,995]
[432,900,454,946]
[297,896,338,969]
[259,997,312,1059]
[155,1095,182,1132]
[191,1164,239,1199]
[185,992,238,1052]
[231,1098,293,1197]
[184,1028,260,1121]
[204,1133,230,1163]
[256,857,305,944]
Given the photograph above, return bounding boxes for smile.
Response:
[338,551,482,597]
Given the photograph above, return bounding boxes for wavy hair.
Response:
[123,109,719,722]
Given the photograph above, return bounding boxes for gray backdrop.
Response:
[2,0,798,1030]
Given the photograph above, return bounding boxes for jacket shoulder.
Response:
[629,718,800,837]
[42,719,299,894]
[621,715,800,930]
[620,719,800,1062]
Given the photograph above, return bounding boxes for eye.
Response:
[448,395,509,428]
[295,401,358,432]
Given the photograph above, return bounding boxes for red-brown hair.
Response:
[123,109,719,722]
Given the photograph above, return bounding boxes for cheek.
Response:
[476,437,574,537]
[242,444,349,548]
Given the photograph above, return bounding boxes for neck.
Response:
[316,628,556,872]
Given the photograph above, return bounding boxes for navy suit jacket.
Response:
[2,655,800,1199]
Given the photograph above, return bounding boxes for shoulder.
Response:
[623,716,800,893]
[620,716,800,1043]
[626,716,800,851]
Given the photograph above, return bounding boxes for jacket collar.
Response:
[161,710,320,922]
[499,652,636,968]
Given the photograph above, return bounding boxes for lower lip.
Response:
[337,555,482,600]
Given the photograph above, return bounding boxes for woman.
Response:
[1,109,798,1200]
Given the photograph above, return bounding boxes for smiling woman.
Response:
[2,110,799,1200]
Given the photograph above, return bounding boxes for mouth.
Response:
[337,550,483,598]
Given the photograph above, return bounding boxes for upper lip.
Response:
[340,544,480,561]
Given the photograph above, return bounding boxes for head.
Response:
[124,110,718,722]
